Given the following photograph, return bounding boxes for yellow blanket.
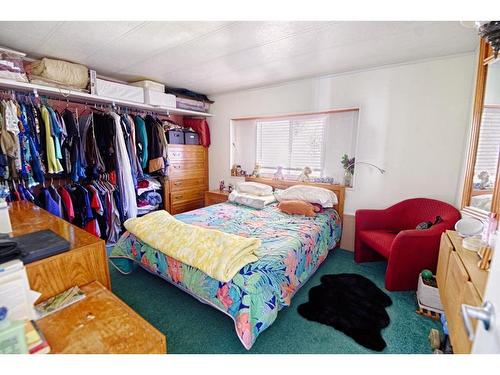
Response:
[124,210,261,282]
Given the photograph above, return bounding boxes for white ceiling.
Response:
[0,21,478,95]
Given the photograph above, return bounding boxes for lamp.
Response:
[342,160,385,187]
[348,161,386,175]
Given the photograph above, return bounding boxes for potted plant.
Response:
[341,154,355,187]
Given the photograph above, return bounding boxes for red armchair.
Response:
[355,198,461,291]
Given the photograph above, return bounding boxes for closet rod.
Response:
[0,77,212,118]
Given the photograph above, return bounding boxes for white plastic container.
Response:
[95,78,144,103]
[144,89,176,107]
[416,274,443,313]
[0,307,28,354]
[0,201,12,233]
[130,80,165,92]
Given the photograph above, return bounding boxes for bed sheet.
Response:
[111,202,342,349]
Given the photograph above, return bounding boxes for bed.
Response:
[110,179,345,349]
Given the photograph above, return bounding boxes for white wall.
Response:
[208,54,476,215]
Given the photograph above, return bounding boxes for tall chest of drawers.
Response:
[163,144,209,214]
[436,230,489,353]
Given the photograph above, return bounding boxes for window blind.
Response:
[474,106,500,182]
[256,116,327,173]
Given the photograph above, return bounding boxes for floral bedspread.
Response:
[110,202,342,349]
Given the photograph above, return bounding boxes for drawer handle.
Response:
[172,152,181,157]
[174,195,183,200]
[173,165,181,169]
[173,181,182,186]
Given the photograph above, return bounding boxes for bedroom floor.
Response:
[109,249,441,354]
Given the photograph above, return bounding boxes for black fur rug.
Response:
[298,273,392,351]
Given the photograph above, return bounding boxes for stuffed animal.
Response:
[278,200,320,217]
[273,166,284,180]
[478,171,490,189]
[298,166,312,182]
[251,163,261,178]
[231,164,238,176]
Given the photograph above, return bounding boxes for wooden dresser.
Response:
[163,144,209,214]
[8,201,110,302]
[436,230,489,353]
[37,282,167,354]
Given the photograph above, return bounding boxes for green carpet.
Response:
[109,249,440,354]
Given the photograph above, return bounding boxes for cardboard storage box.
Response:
[184,130,199,145]
[167,129,184,144]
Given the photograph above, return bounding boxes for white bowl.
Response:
[455,217,484,237]
[462,236,485,251]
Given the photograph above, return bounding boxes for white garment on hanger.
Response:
[110,112,137,219]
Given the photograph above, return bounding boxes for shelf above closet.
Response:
[0,78,212,118]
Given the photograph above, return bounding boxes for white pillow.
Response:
[228,191,276,209]
[277,185,338,208]
[236,182,273,196]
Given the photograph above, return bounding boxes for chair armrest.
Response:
[355,208,398,232]
[391,228,443,254]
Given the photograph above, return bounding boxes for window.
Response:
[474,106,500,186]
[231,109,359,183]
[256,115,327,176]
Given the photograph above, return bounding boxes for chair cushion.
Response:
[358,230,398,258]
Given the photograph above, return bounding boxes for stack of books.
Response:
[24,320,50,354]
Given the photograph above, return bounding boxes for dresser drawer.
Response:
[168,145,205,161]
[170,188,206,205]
[169,161,206,179]
[171,199,205,215]
[169,177,207,192]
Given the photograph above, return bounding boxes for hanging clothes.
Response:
[134,115,148,170]
[0,100,20,179]
[57,185,75,222]
[36,186,61,217]
[110,111,137,220]
[62,109,85,182]
[145,115,168,175]
[41,105,63,174]
[183,118,210,147]
[93,112,116,173]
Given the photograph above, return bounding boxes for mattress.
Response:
[110,202,342,349]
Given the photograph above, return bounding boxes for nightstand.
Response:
[205,190,230,206]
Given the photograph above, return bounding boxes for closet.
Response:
[0,82,210,242]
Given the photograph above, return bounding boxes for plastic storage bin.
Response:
[184,130,200,145]
[0,307,28,354]
[95,78,144,103]
[144,89,176,107]
[416,274,443,313]
[167,129,184,144]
